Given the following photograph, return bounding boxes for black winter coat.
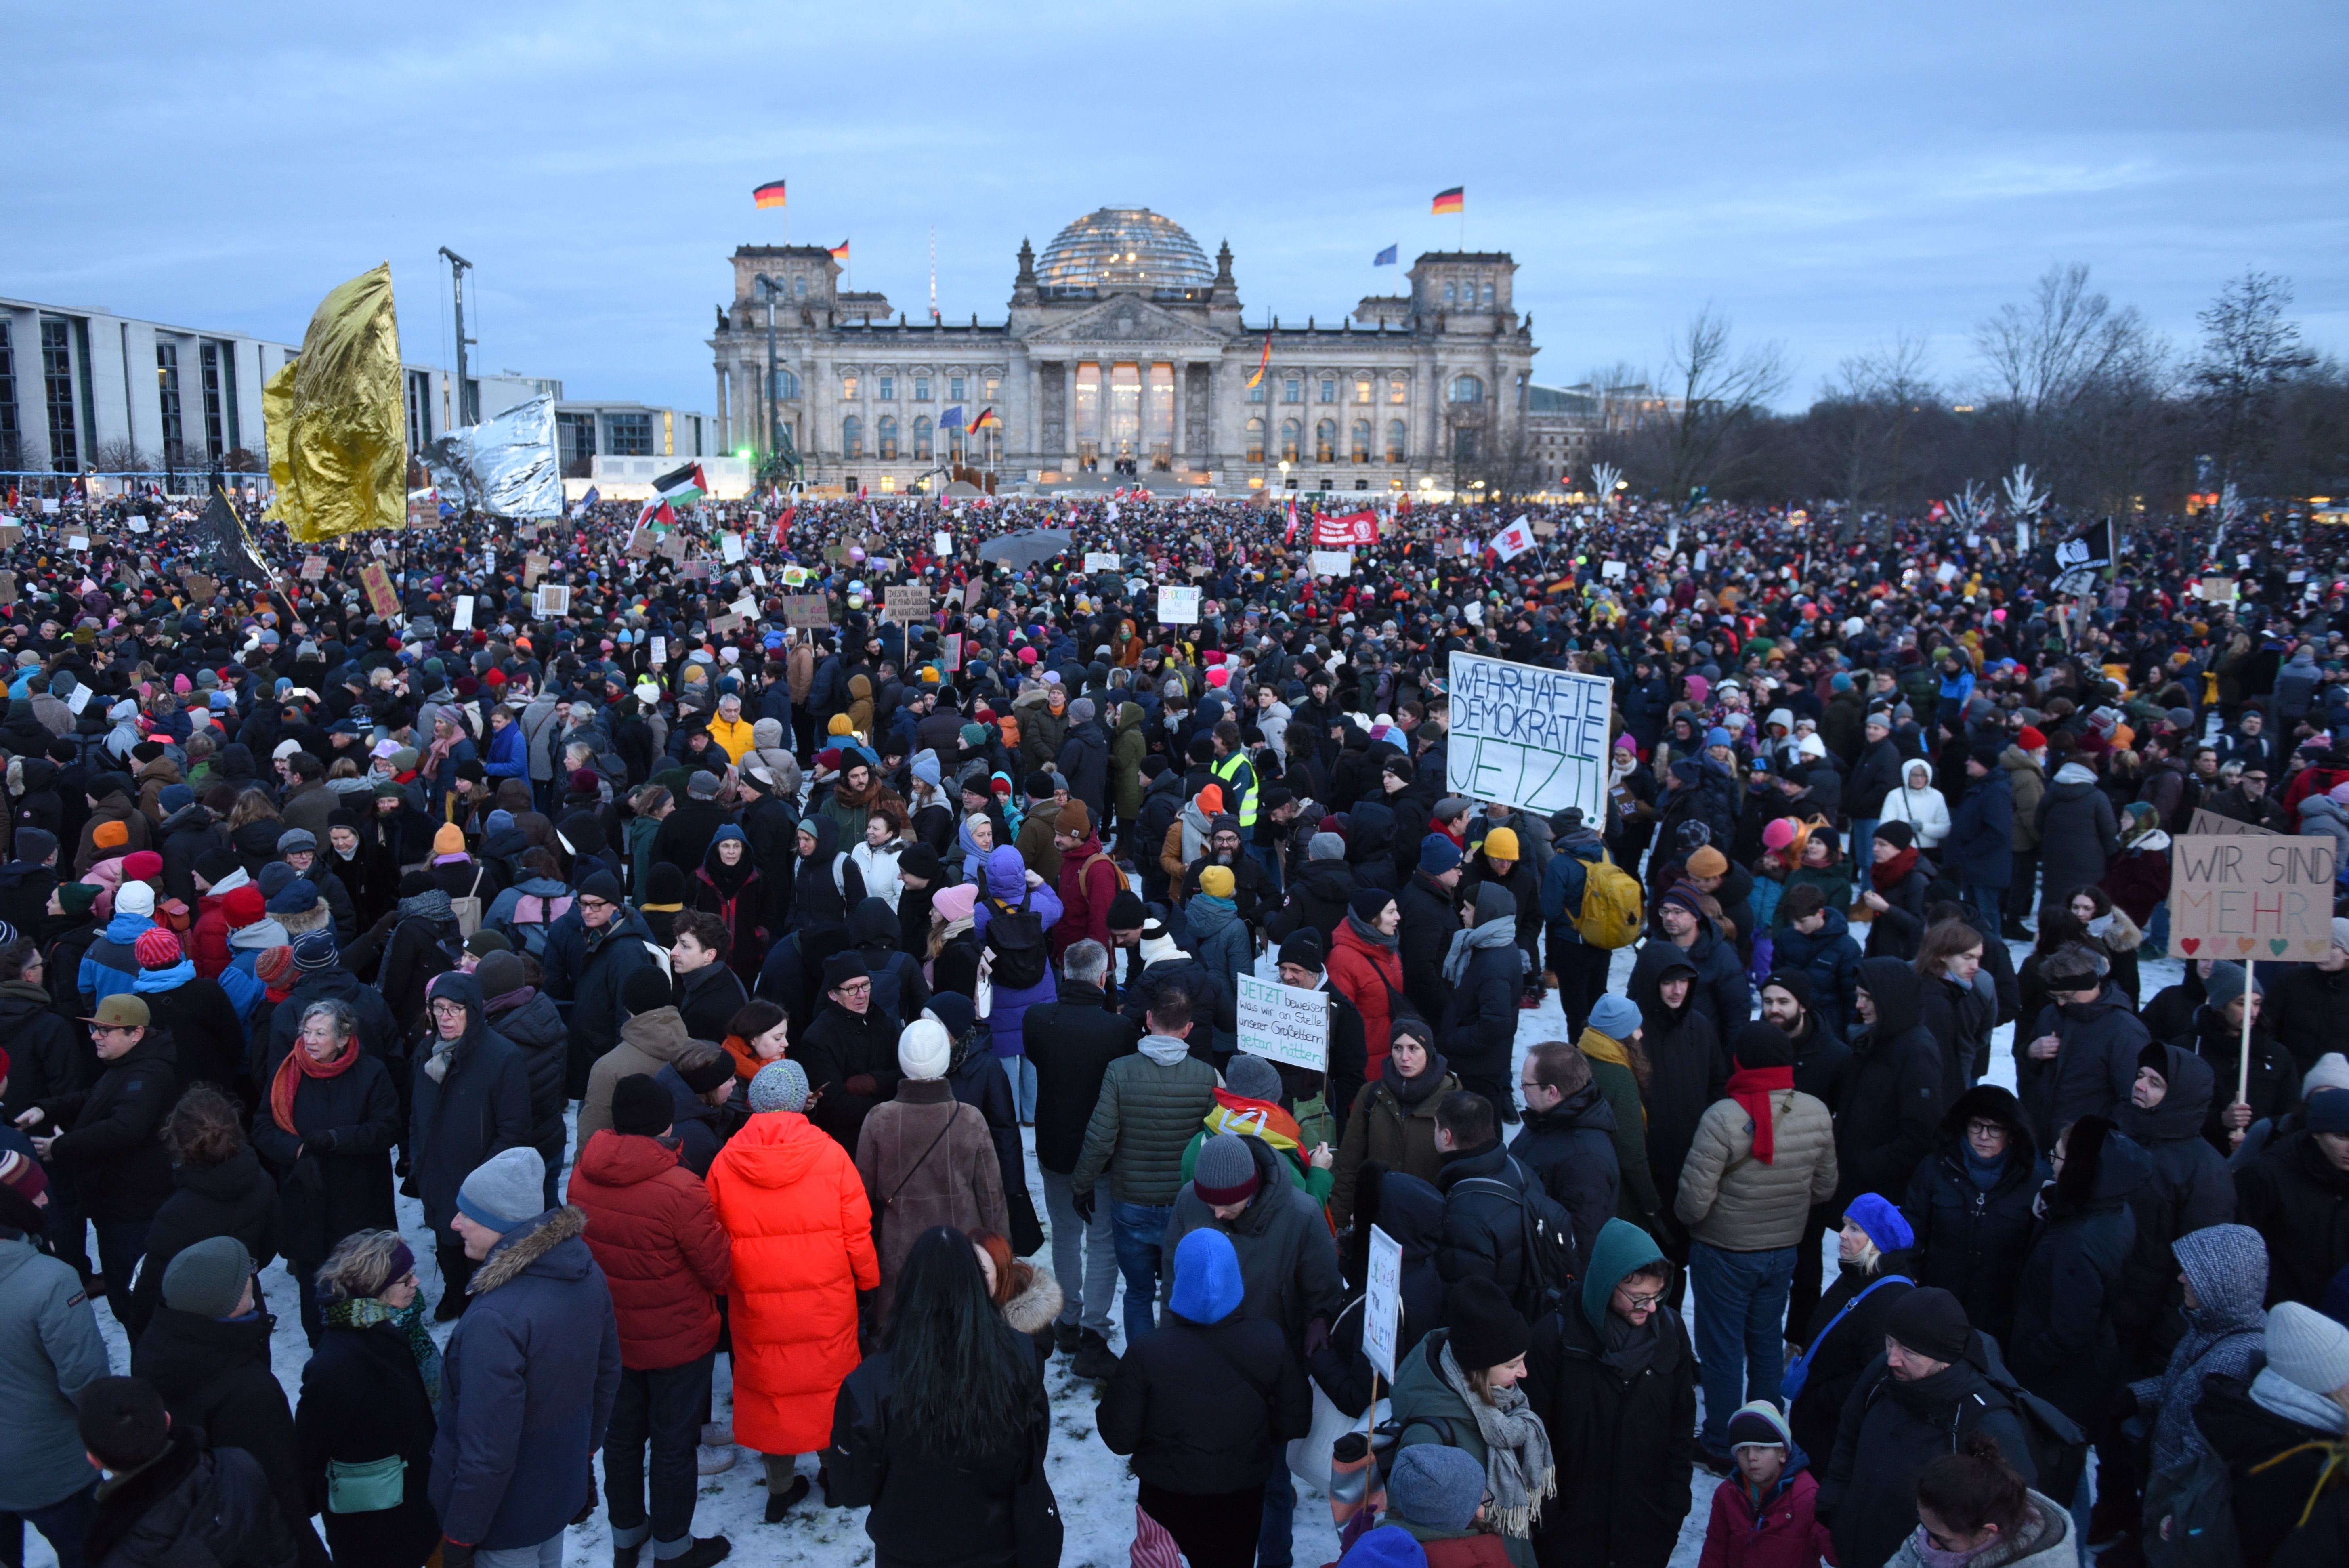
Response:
[2007,1119,2148,1425]
[2034,769,2120,909]
[2016,982,2146,1152]
[132,1308,328,1568]
[483,989,569,1175]
[139,976,248,1102]
[1835,959,1943,1211]
[1438,928,1522,1093]
[1432,1141,1545,1310]
[2178,1006,2301,1159]
[0,981,87,1117]
[1056,720,1111,821]
[1510,1080,1621,1264]
[1818,1343,2038,1568]
[1786,1254,1916,1468]
[1902,1086,2043,1342]
[2234,1127,2349,1309]
[296,1316,443,1568]
[248,1052,401,1270]
[798,1000,902,1154]
[1918,973,1991,1109]
[1396,871,1458,1027]
[1526,1298,1698,1568]
[123,1147,283,1343]
[1098,1306,1311,1494]
[1633,994,1728,1234]
[674,961,747,1046]
[540,905,661,1098]
[2110,1042,2238,1364]
[1629,925,1750,1039]
[829,1346,1050,1568]
[44,1031,180,1222]
[2193,1371,2343,1568]
[262,969,405,1102]
[1266,857,1358,952]
[1022,982,1139,1175]
[407,1011,532,1243]
[2261,959,2349,1077]
[83,1428,297,1568]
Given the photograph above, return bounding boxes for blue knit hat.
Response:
[1418,834,1463,875]
[1386,1444,1486,1533]
[1845,1192,1914,1253]
[1587,993,1642,1041]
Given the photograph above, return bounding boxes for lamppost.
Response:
[753,273,787,490]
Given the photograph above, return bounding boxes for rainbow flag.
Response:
[1244,332,1271,389]
[829,240,850,261]
[1431,185,1464,215]
[752,179,787,209]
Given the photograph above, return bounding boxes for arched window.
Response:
[771,367,800,401]
[1350,420,1371,463]
[1279,418,1301,462]
[1443,283,1456,304]
[1449,375,1483,404]
[1386,419,1406,463]
[1482,283,1495,306]
[1314,419,1336,462]
[1245,416,1266,464]
[842,415,863,458]
[913,415,933,459]
[877,415,899,459]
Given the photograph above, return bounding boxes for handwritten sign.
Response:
[625,525,655,558]
[1084,552,1119,573]
[709,613,743,637]
[1444,652,1612,819]
[781,594,832,630]
[1309,551,1352,578]
[884,585,929,624]
[533,584,571,617]
[2198,576,2238,604]
[523,553,549,587]
[1363,1224,1402,1382]
[2168,834,2336,962]
[182,573,215,602]
[1234,974,1329,1073]
[943,632,962,672]
[2187,808,2277,839]
[300,555,330,581]
[720,532,745,564]
[1158,585,1201,624]
[359,561,400,619]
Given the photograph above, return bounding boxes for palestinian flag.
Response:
[651,461,707,505]
[1431,186,1463,215]
[752,179,787,210]
[636,497,676,531]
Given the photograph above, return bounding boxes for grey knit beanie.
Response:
[456,1147,546,1234]
[1308,832,1346,861]
[1224,1054,1285,1104]
[749,1059,810,1114]
[2266,1301,2349,1396]
[1193,1132,1260,1205]
[161,1236,254,1319]
[1387,1444,1485,1533]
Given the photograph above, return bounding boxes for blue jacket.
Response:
[429,1205,621,1549]
[1770,908,1865,1038]
[483,720,527,780]
[79,910,156,1011]
[1946,768,2015,889]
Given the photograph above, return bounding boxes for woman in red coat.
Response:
[1329,889,1408,1080]
[706,1059,880,1521]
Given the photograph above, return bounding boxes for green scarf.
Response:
[326,1294,444,1407]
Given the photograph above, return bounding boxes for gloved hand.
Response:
[844,1074,879,1097]
[571,1474,598,1526]
[1303,1314,1332,1360]
[1071,1186,1096,1224]
[442,1541,476,1568]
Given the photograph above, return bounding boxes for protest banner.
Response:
[1083,552,1119,572]
[1443,652,1612,819]
[1234,973,1328,1073]
[2187,808,2276,838]
[884,584,929,623]
[2198,576,2238,604]
[1158,585,1201,623]
[300,555,330,581]
[1313,510,1378,546]
[782,594,832,630]
[2167,834,2335,962]
[533,584,571,617]
[359,561,400,619]
[1309,550,1352,578]
[1363,1226,1402,1383]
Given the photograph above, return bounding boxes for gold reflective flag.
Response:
[264,262,405,543]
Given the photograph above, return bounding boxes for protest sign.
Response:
[720,532,745,564]
[1158,585,1201,623]
[1363,1226,1402,1383]
[533,584,571,617]
[1601,560,1627,581]
[0,572,16,606]
[884,585,929,623]
[659,533,689,563]
[359,561,400,619]
[0,524,21,550]
[128,517,149,534]
[964,579,982,608]
[1084,552,1119,573]
[749,564,768,587]
[782,594,832,630]
[182,573,215,602]
[680,562,711,581]
[1443,652,1612,819]
[67,535,89,551]
[649,636,667,668]
[625,525,655,558]
[300,555,330,581]
[1234,974,1329,1073]
[781,565,809,587]
[709,613,743,637]
[943,632,962,672]
[2198,576,2238,604]
[451,595,475,632]
[934,531,953,557]
[730,596,757,620]
[523,552,549,587]
[1313,510,1378,546]
[2167,834,2336,961]
[2187,808,2276,838]
[1309,550,1351,578]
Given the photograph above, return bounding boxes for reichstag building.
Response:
[708,207,1539,493]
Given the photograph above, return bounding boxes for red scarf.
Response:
[1871,846,1919,893]
[1725,1065,1795,1163]
[269,1039,363,1137]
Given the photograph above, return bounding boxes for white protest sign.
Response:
[128,517,149,534]
[452,595,475,632]
[934,531,953,558]
[1363,1225,1402,1383]
[1310,550,1351,578]
[67,535,89,551]
[2167,834,2336,962]
[67,684,92,715]
[750,564,768,587]
[649,636,668,667]
[1234,973,1328,1073]
[731,596,757,620]
[1158,585,1201,624]
[721,532,745,564]
[533,584,571,617]
[1084,552,1120,573]
[1444,652,1612,819]
[1601,560,1627,581]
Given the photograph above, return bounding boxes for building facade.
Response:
[709,208,1539,493]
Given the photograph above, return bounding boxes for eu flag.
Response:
[941,405,965,429]
[1373,244,1398,266]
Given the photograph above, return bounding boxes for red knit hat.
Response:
[134,928,185,969]
[2017,726,2047,750]
[254,946,295,985]
[121,851,163,883]
[220,885,265,928]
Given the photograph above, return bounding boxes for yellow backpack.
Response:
[1576,851,1646,949]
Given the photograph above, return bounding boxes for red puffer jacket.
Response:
[565,1128,733,1370]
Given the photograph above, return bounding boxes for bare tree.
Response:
[1973,264,2152,468]
[91,438,151,473]
[2191,269,2318,491]
[1645,304,1789,507]
[1815,332,1936,537]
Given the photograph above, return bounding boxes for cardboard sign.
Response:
[1234,974,1329,1073]
[0,571,16,606]
[943,632,962,672]
[1445,652,1613,819]
[1083,552,1119,573]
[626,525,656,559]
[659,533,689,564]
[1309,551,1352,578]
[183,572,216,602]
[300,555,330,581]
[2198,576,2238,604]
[533,584,571,617]
[782,594,832,630]
[359,561,400,619]
[1158,585,1201,624]
[1363,1225,1402,1383]
[884,585,929,623]
[0,524,22,549]
[709,613,743,637]
[2187,808,2277,839]
[523,553,550,587]
[407,494,433,529]
[2167,834,2336,962]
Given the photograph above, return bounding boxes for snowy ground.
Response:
[44,933,2179,1568]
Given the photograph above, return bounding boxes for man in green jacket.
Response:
[0,1149,113,1565]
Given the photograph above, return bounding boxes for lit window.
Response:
[878,376,894,400]
[914,415,933,458]
[1315,419,1336,462]
[1279,418,1300,462]
[1283,378,1302,405]
[1386,420,1406,463]
[1449,376,1483,405]
[1350,420,1370,463]
[1354,378,1372,404]
[1245,416,1265,464]
[950,376,965,401]
[842,375,859,401]
[843,415,863,458]
[1319,378,1336,404]
[1388,377,1406,405]
[914,376,929,401]
[878,415,899,459]
[984,376,999,401]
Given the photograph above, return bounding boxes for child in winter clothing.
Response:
[1697,1401,1835,1568]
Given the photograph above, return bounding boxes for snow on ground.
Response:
[42,933,2180,1568]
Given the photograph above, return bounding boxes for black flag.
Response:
[2050,516,2114,595]
[197,485,271,586]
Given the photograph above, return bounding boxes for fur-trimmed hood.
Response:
[1002,1268,1065,1336]
[468,1204,590,1296]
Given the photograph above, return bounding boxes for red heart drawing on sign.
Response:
[2179,938,2200,955]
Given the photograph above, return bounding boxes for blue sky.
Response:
[11,0,2343,414]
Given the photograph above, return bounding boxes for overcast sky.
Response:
[11,0,2343,418]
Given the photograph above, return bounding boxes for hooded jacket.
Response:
[1876,762,1950,848]
[2008,1118,2150,1423]
[2111,1041,2237,1354]
[2017,979,2146,1151]
[1440,886,1528,1091]
[2234,1127,2349,1309]
[1903,1085,2044,1341]
[1836,958,1944,1210]
[2128,1224,2269,1476]
[567,1127,733,1370]
[579,1005,699,1142]
[2034,762,2120,904]
[406,973,532,1242]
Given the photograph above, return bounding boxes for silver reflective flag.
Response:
[423,393,563,518]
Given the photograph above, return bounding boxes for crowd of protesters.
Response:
[0,472,2347,1568]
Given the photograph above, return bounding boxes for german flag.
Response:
[1431,186,1464,215]
[1244,331,1271,389]
[970,407,1000,431]
[829,240,850,261]
[752,179,787,209]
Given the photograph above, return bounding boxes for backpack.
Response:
[1575,851,1645,949]
[404,913,468,972]
[1971,1336,2088,1485]
[2141,1438,2243,1568]
[1451,1155,1581,1320]
[506,890,575,958]
[985,886,1051,991]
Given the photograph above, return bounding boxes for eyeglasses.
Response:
[577,896,615,913]
[1966,1120,2006,1139]
[834,980,871,995]
[1617,1288,1665,1309]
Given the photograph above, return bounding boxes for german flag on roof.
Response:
[752,179,787,209]
[1431,186,1463,214]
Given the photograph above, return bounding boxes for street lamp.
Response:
[753,273,786,489]
[1278,458,1291,490]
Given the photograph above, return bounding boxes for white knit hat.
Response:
[2266,1302,2349,1396]
[898,1019,952,1081]
[2306,1052,2349,1098]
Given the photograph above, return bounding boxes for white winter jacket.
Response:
[1879,761,1952,847]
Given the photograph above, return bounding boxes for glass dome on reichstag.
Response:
[1034,208,1214,298]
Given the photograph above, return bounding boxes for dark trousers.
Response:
[2003,850,2038,926]
[92,1218,151,1329]
[1,1478,97,1568]
[1787,1203,1837,1339]
[605,1352,716,1553]
[1138,1481,1265,1568]
[1549,935,1611,1038]
[42,1165,90,1278]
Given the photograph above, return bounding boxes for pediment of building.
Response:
[1020,294,1229,351]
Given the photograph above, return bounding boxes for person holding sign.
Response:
[1271,929,1367,1144]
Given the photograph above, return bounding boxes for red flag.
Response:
[1283,498,1299,544]
[771,505,796,544]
